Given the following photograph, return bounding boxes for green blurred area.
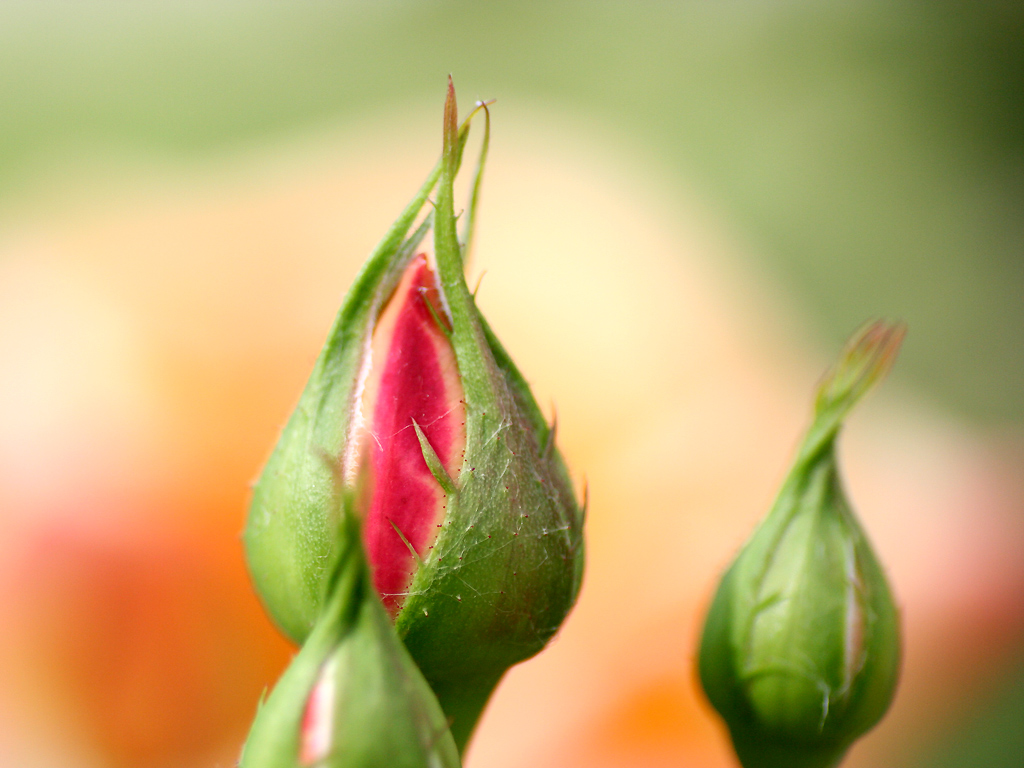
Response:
[0,2,1020,764]
[0,1,1020,427]
[913,655,1024,768]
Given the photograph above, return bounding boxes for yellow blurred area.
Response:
[0,112,1022,768]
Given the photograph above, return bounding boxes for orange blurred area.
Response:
[1,113,1022,768]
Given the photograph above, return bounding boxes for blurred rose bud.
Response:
[244,80,584,749]
[240,507,461,768]
[698,322,904,768]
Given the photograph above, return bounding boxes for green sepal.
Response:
[698,322,903,768]
[390,78,585,752]
[240,506,460,768]
[459,98,492,267]
[244,122,473,644]
[412,419,459,497]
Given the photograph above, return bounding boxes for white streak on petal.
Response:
[300,657,338,765]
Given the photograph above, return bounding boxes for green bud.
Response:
[244,80,584,751]
[698,322,904,768]
[240,506,461,768]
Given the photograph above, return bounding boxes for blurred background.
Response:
[0,2,1021,767]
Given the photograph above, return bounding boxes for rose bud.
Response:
[698,322,904,768]
[244,80,584,750]
[240,504,461,768]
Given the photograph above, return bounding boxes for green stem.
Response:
[429,669,505,754]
